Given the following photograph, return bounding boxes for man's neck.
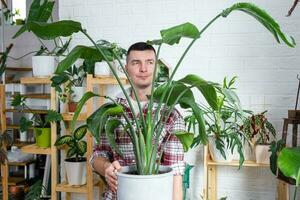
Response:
[131,87,151,102]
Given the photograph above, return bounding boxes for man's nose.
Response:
[139,63,147,72]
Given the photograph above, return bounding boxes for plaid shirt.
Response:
[90,95,185,200]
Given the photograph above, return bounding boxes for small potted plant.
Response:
[94,40,127,77]
[11,94,62,147]
[241,111,276,164]
[51,63,89,113]
[54,125,88,185]
[12,0,71,77]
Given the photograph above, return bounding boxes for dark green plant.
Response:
[3,8,20,25]
[11,94,62,128]
[54,125,87,161]
[241,111,276,145]
[11,0,70,57]
[22,2,295,175]
[277,147,300,200]
[25,179,47,200]
[269,139,285,175]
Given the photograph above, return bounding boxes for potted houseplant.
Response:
[185,76,251,165]
[25,179,47,200]
[51,63,89,112]
[93,40,127,77]
[23,2,295,199]
[241,111,276,164]
[54,125,88,185]
[11,94,62,147]
[12,0,71,77]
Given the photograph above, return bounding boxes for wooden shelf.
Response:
[56,180,100,193]
[7,124,34,130]
[6,67,32,72]
[0,177,26,186]
[4,80,20,84]
[62,113,87,121]
[207,158,270,167]
[11,93,50,99]
[6,108,48,114]
[13,141,35,148]
[89,75,127,85]
[21,144,51,155]
[20,77,51,84]
[9,159,35,166]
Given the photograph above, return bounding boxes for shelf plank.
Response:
[7,124,34,130]
[6,108,48,114]
[6,67,32,72]
[11,93,51,99]
[0,177,26,186]
[56,180,100,193]
[9,159,35,166]
[4,80,20,84]
[21,144,51,155]
[12,141,35,148]
[207,159,269,167]
[62,113,87,121]
[20,77,51,84]
[89,75,127,85]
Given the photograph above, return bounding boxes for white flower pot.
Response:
[71,86,85,103]
[117,165,173,200]
[110,60,126,78]
[233,142,255,161]
[94,61,110,76]
[64,158,86,185]
[208,137,234,162]
[19,131,27,142]
[255,144,271,164]
[32,56,56,77]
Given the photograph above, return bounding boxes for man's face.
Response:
[125,50,156,90]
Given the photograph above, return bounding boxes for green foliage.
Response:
[25,179,46,200]
[55,125,88,160]
[269,139,285,175]
[20,117,33,132]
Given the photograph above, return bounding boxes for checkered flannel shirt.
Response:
[90,97,185,200]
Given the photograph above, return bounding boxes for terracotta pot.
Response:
[68,102,78,113]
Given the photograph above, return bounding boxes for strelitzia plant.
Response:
[21,2,295,175]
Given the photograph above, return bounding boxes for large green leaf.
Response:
[180,97,207,145]
[27,20,82,40]
[174,131,194,152]
[67,147,77,158]
[278,147,300,186]
[160,22,200,45]
[55,135,73,146]
[105,119,124,155]
[76,140,87,156]
[222,3,295,47]
[20,117,33,132]
[70,91,99,132]
[74,125,88,141]
[179,74,218,110]
[45,110,63,123]
[87,103,124,143]
[55,45,102,74]
[13,0,55,38]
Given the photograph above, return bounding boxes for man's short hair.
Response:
[127,42,156,59]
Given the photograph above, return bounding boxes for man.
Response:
[90,42,185,200]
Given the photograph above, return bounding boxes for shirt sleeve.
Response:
[161,109,185,175]
[89,133,114,170]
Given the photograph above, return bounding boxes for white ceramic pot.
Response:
[64,158,86,185]
[94,61,110,76]
[117,165,173,200]
[255,144,271,164]
[32,56,56,77]
[19,131,27,142]
[232,142,255,161]
[208,137,234,162]
[71,86,85,103]
[110,60,126,78]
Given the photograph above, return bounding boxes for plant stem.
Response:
[8,51,38,60]
[294,186,297,200]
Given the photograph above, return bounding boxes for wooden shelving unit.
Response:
[203,145,271,200]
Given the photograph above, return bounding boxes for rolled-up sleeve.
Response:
[89,134,114,170]
[161,109,185,175]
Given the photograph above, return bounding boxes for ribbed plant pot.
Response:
[208,137,234,162]
[64,157,86,185]
[255,144,271,164]
[32,56,56,77]
[71,86,85,102]
[34,128,51,148]
[117,165,173,200]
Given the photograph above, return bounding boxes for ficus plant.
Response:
[21,2,295,175]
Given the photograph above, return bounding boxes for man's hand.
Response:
[104,161,122,192]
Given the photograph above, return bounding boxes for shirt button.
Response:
[132,159,135,162]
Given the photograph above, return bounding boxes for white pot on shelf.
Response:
[94,61,110,77]
[110,60,126,78]
[255,144,271,164]
[208,137,234,162]
[19,131,27,142]
[32,56,56,77]
[64,158,86,185]
[71,86,85,103]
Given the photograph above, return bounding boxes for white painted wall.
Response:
[57,0,300,199]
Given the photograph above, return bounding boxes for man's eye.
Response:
[148,61,154,65]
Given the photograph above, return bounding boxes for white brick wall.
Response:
[58,0,300,199]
